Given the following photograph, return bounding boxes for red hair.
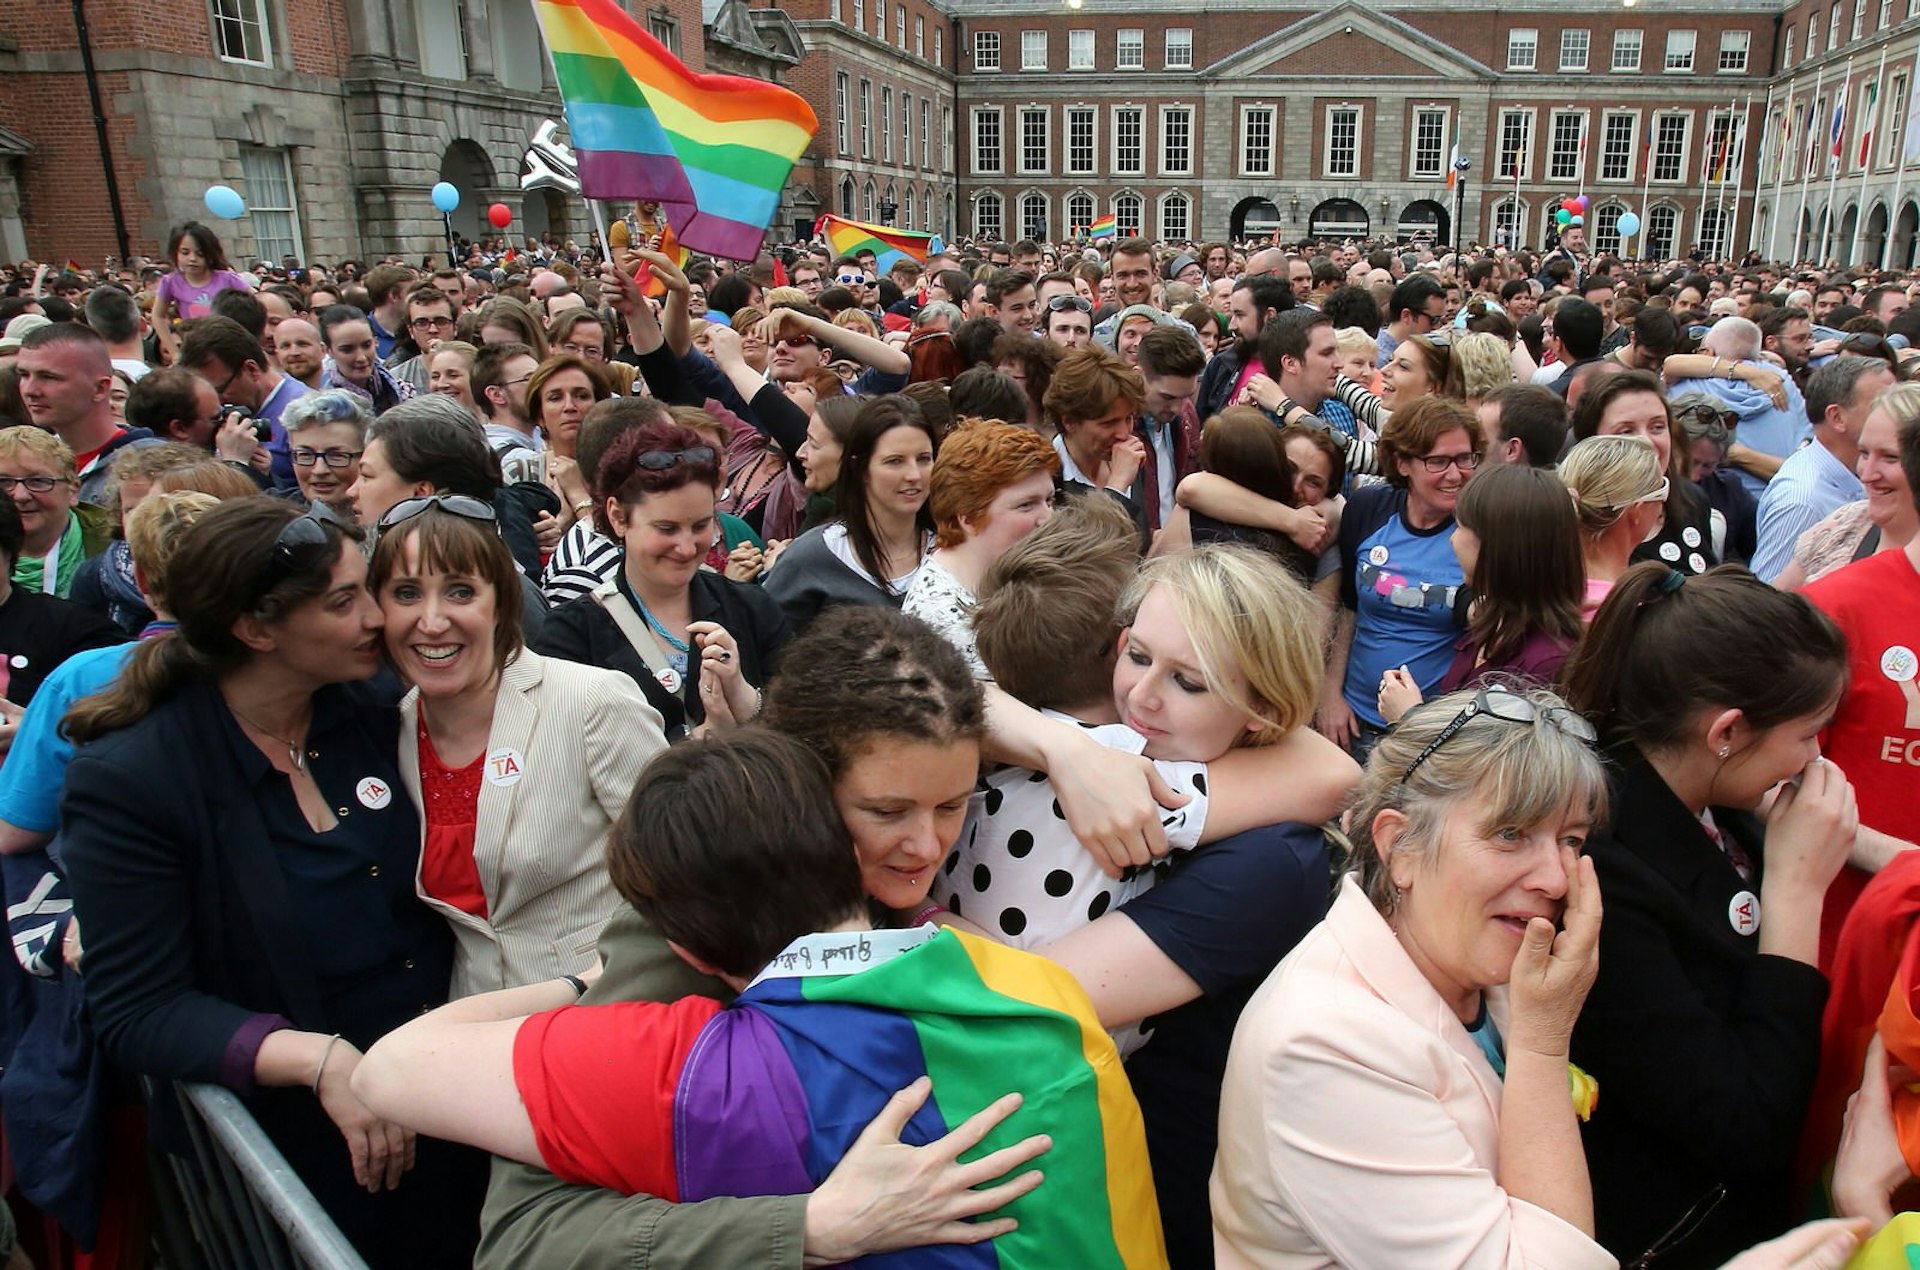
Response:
[595,421,719,534]
[928,418,1061,548]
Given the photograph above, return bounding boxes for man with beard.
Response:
[1198,273,1293,420]
[1759,305,1816,390]
[1090,239,1159,346]
[272,317,327,390]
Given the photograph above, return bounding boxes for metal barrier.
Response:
[149,1081,369,1270]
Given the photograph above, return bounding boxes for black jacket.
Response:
[1571,744,1828,1269]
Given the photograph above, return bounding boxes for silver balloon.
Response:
[521,119,581,196]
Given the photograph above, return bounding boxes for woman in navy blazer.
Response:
[60,500,483,1268]
[1561,563,1856,1268]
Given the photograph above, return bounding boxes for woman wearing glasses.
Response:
[282,389,371,520]
[1319,398,1483,762]
[1560,566,1855,1266]
[538,418,790,739]
[368,497,665,999]
[1213,684,1614,1269]
[60,499,487,1266]
[1559,435,1672,618]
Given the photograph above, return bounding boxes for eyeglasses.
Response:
[1046,294,1093,314]
[0,474,63,494]
[1400,686,1597,785]
[378,493,499,530]
[1417,450,1482,474]
[251,503,348,603]
[774,334,817,349]
[634,446,716,471]
[292,448,363,469]
[409,315,456,331]
[836,273,870,286]
[211,361,247,397]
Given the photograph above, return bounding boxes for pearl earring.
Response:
[1718,744,1730,759]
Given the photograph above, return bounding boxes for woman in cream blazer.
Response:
[373,497,668,999]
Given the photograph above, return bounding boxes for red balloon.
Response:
[487,202,513,229]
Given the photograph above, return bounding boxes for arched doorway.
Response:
[1864,201,1890,267]
[523,187,568,245]
[1837,204,1859,261]
[1799,208,1815,262]
[1894,201,1920,270]
[1309,198,1369,240]
[1396,199,1449,246]
[1230,196,1282,240]
[437,140,494,241]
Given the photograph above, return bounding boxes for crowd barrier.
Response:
[147,1081,368,1270]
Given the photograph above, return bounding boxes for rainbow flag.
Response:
[531,0,817,261]
[816,213,941,275]
[1088,214,1118,241]
[641,221,688,299]
[521,927,1167,1268]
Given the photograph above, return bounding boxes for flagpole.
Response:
[1514,111,1524,248]
[1639,124,1652,259]
[1577,114,1589,207]
[1729,96,1751,257]
[1822,59,1854,264]
[1713,97,1732,257]
[1767,87,1790,260]
[1893,46,1920,267]
[1851,45,1889,266]
[1795,63,1826,265]
[1697,107,1718,259]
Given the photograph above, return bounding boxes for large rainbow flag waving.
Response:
[531,0,817,261]
[518,927,1167,1269]
[816,213,943,276]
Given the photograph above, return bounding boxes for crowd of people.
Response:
[0,210,1916,1270]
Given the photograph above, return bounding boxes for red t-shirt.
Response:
[513,997,724,1198]
[1802,548,1920,966]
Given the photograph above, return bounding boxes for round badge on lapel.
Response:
[485,747,526,787]
[1728,890,1760,937]
[356,777,392,810]
[656,666,682,693]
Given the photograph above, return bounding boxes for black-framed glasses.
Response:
[378,493,499,530]
[0,474,62,494]
[252,503,348,604]
[1400,687,1596,785]
[1046,294,1093,314]
[1417,450,1482,474]
[211,361,246,397]
[292,448,362,469]
[409,314,456,331]
[635,446,716,471]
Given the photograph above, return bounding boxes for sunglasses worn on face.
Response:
[1400,687,1597,785]
[775,334,817,349]
[837,273,870,286]
[378,493,499,530]
[634,446,717,471]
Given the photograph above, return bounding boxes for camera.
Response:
[222,403,273,444]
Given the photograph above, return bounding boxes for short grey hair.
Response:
[281,388,374,441]
[1805,353,1892,428]
[1700,316,1761,362]
[913,300,962,329]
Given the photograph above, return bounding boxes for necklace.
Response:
[227,701,310,776]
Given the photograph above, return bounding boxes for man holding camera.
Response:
[177,316,311,488]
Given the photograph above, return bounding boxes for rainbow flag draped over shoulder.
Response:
[817,214,941,275]
[530,0,817,261]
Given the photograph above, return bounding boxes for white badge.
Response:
[1368,544,1390,566]
[656,665,682,693]
[1682,526,1702,548]
[1688,553,1708,574]
[485,747,526,787]
[356,776,393,810]
[1882,644,1918,684]
[7,654,25,670]
[1728,890,1761,937]
[1659,541,1682,562]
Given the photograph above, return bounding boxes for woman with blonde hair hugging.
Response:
[1559,434,1670,618]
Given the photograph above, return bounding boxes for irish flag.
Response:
[816,213,942,275]
[1088,214,1118,240]
[531,0,818,261]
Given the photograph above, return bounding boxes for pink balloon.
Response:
[487,203,513,229]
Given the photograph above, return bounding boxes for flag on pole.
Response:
[1830,83,1850,171]
[814,213,940,275]
[1087,214,1117,240]
[529,0,818,261]
[1447,124,1462,190]
[1859,78,1881,167]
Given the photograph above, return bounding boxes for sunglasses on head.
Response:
[634,446,717,471]
[1400,687,1597,785]
[1046,294,1093,314]
[378,493,499,531]
[251,503,349,605]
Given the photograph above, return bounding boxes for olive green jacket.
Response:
[475,906,810,1270]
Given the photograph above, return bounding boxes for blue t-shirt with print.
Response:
[1338,484,1465,727]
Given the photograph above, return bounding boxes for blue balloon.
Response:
[431,181,461,213]
[204,184,246,219]
[1617,212,1642,238]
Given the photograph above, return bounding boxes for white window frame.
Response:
[922,99,932,169]
[1651,111,1691,182]
[1830,4,1843,49]
[835,72,850,154]
[240,145,303,263]
[974,30,1000,72]
[1069,29,1094,70]
[1021,30,1047,71]
[1165,27,1193,69]
[881,86,893,162]
[896,5,905,48]
[1599,110,1638,183]
[1646,204,1679,258]
[1241,104,1276,177]
[854,0,864,33]
[1853,0,1867,39]
[872,0,883,38]
[1665,29,1696,72]
[1560,29,1590,72]
[902,92,913,167]
[1158,190,1191,242]
[916,14,924,56]
[1113,190,1144,238]
[1324,104,1362,178]
[1889,72,1910,167]
[1612,29,1642,72]
[1507,27,1538,71]
[941,104,952,171]
[972,106,1004,174]
[1112,104,1145,175]
[859,78,873,158]
[210,0,272,65]
[1067,106,1098,175]
[1498,108,1535,180]
[1884,0,1896,31]
[934,27,942,66]
[862,180,876,224]
[1020,190,1049,241]
[1410,106,1449,179]
[1020,106,1050,174]
[1718,30,1750,73]
[1548,109,1587,182]
[1784,26,1797,69]
[1067,190,1096,236]
[973,190,1003,240]
[1117,29,1144,70]
[1159,104,1194,176]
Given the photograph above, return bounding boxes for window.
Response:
[1698,206,1731,257]
[1067,191,1095,235]
[1718,31,1749,72]
[1411,107,1447,178]
[1549,111,1585,181]
[941,105,952,171]
[211,0,271,63]
[934,27,941,66]
[1809,96,1827,174]
[902,92,913,166]
[1652,112,1689,181]
[974,30,999,71]
[1113,105,1144,174]
[1498,109,1533,179]
[923,100,933,169]
[1560,29,1590,72]
[1784,27,1796,69]
[1161,106,1193,175]
[1493,199,1526,249]
[873,0,883,37]
[1646,205,1678,258]
[1326,105,1360,177]
[1830,4,1843,49]
[1703,111,1736,182]
[1808,14,1820,59]
[863,181,876,224]
[831,0,840,19]
[1068,107,1097,174]
[974,191,1002,240]
[904,187,914,229]
[1069,29,1094,69]
[1117,29,1144,69]
[1165,28,1193,69]
[881,87,893,161]
[854,0,864,32]
[1507,28,1538,70]
[835,73,850,154]
[1889,73,1910,166]
[240,146,302,262]
[1665,30,1695,72]
[1021,107,1049,173]
[896,5,905,47]
[859,79,873,158]
[1600,110,1637,181]
[1159,191,1190,241]
[840,177,854,217]
[648,13,679,54]
[1612,29,1642,71]
[1853,0,1866,39]
[1592,202,1625,254]
[1242,105,1276,176]
[1884,0,1896,31]
[973,107,1003,173]
[1021,30,1047,70]
[916,15,924,56]
[1114,192,1143,237]
[1021,191,1048,241]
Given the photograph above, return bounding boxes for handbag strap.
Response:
[588,579,677,677]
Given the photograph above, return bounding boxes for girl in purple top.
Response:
[1379,463,1587,723]
[151,221,252,361]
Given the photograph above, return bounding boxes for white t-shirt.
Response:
[901,554,986,677]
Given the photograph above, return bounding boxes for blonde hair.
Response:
[834,309,880,339]
[762,286,809,310]
[1334,327,1378,362]
[124,491,219,611]
[1558,434,1665,538]
[1118,544,1322,746]
[428,339,478,369]
[151,460,265,501]
[1447,332,1516,402]
[0,425,77,483]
